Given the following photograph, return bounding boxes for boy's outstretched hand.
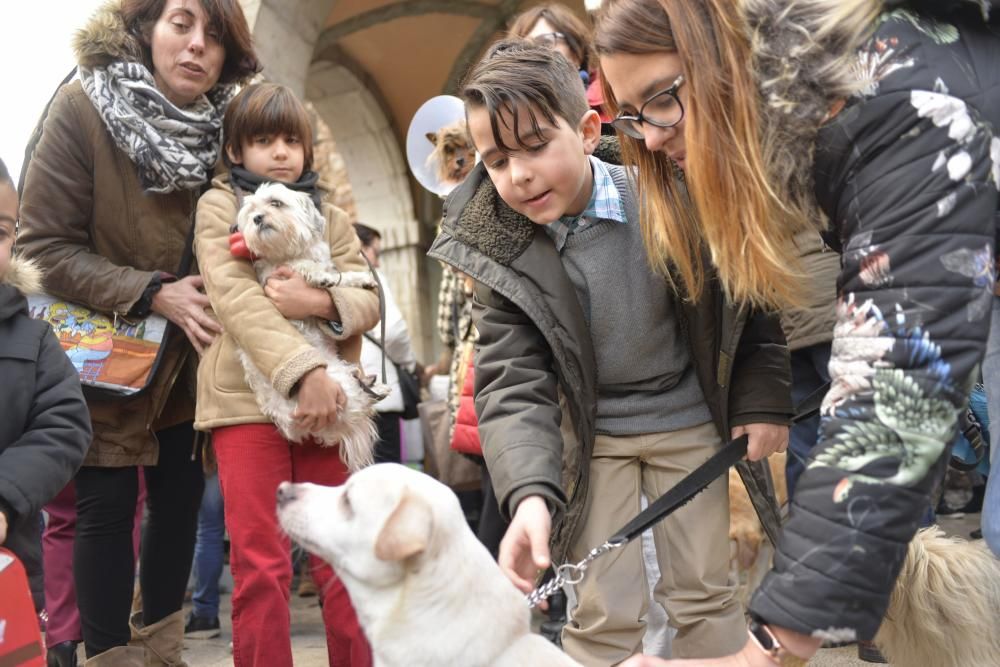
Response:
[499,495,551,605]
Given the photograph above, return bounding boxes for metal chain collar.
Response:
[525,539,626,609]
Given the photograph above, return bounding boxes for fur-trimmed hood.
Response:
[741,0,996,225]
[72,0,144,70]
[0,255,44,321]
[1,255,43,296]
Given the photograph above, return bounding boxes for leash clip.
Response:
[525,539,626,609]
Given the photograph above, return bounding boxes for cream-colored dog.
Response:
[235,182,388,471]
[875,526,1000,666]
[277,463,582,667]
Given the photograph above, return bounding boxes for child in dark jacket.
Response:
[0,158,91,612]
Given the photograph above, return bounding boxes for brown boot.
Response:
[81,646,145,667]
[128,611,189,667]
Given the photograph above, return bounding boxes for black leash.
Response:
[526,381,831,608]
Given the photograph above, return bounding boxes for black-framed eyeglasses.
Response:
[610,74,685,140]
[530,32,566,49]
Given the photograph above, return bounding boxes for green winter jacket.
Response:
[427,145,793,563]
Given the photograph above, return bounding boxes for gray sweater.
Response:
[559,162,711,435]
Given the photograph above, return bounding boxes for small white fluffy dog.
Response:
[235,182,388,471]
[875,526,1000,666]
[277,464,582,667]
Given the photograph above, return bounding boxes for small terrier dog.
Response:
[425,120,476,188]
[233,182,388,471]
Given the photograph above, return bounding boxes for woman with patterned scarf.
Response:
[18,1,259,664]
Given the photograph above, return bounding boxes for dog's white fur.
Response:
[277,464,582,667]
[236,182,387,471]
[875,526,1000,666]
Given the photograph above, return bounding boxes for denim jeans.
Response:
[785,343,832,499]
[192,473,225,619]
[981,296,1000,557]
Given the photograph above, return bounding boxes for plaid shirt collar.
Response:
[543,156,627,252]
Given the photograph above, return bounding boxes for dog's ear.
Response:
[374,488,433,562]
[295,191,324,236]
[425,131,439,146]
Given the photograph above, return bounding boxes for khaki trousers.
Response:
[561,422,745,666]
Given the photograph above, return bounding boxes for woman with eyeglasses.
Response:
[595,0,1000,665]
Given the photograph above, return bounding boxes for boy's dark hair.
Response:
[123,0,261,85]
[461,39,589,154]
[0,158,11,186]
[353,223,381,248]
[223,83,314,170]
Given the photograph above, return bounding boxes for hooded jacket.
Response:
[17,1,216,466]
[428,143,793,563]
[742,0,1000,641]
[0,256,91,609]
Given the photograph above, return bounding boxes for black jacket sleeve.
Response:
[0,329,91,532]
[750,15,999,640]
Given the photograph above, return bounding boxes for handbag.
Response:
[18,68,194,400]
[364,333,421,420]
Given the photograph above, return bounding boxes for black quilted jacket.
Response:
[749,6,1000,640]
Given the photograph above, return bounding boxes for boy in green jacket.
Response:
[428,40,792,665]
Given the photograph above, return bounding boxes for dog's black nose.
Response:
[253,213,265,226]
[456,156,466,167]
[276,482,296,506]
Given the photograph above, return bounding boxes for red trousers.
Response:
[213,424,371,667]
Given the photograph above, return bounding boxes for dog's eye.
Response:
[269,199,283,209]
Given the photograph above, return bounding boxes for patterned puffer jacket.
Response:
[746,1,1000,642]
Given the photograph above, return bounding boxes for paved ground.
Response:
[172,512,983,666]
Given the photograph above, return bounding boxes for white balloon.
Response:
[405,95,475,197]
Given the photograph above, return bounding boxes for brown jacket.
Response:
[193,176,380,430]
[18,78,199,467]
[779,230,840,351]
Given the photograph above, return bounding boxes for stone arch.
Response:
[306,58,429,354]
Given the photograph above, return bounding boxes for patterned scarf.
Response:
[80,61,235,194]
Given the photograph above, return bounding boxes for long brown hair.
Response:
[596,0,879,308]
[595,0,801,308]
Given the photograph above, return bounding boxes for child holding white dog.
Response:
[428,41,792,666]
[193,83,378,667]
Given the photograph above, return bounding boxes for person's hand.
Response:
[732,423,788,461]
[293,367,345,433]
[498,495,551,603]
[0,511,7,545]
[151,276,221,354]
[265,266,338,321]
